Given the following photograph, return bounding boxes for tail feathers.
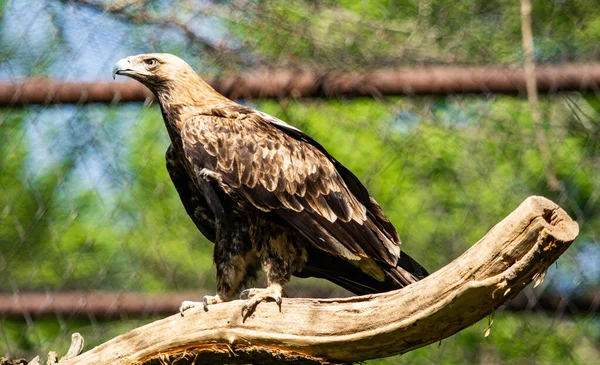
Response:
[297,247,429,296]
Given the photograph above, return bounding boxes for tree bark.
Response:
[61,196,578,365]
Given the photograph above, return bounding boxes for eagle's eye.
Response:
[144,58,158,68]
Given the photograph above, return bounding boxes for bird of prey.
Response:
[113,53,428,316]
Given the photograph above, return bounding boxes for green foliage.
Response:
[0,317,155,360]
[0,110,80,288]
[366,314,600,364]
[225,0,600,69]
[0,106,216,292]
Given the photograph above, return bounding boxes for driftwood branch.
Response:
[56,196,577,365]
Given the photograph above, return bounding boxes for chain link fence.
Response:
[1,0,598,364]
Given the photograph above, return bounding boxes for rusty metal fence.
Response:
[0,1,598,364]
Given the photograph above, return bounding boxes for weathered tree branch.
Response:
[53,196,577,365]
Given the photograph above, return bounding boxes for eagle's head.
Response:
[112,53,225,105]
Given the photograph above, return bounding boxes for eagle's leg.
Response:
[179,238,257,315]
[240,256,290,317]
[239,229,306,318]
[178,234,238,315]
[178,232,240,315]
[180,170,257,315]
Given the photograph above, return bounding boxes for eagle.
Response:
[112,54,428,316]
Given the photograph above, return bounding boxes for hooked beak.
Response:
[112,57,135,80]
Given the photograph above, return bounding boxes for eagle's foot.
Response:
[240,285,284,318]
[179,294,224,316]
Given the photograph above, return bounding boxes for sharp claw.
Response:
[241,303,248,317]
[179,301,193,317]
[240,289,250,300]
[276,296,282,308]
[202,296,209,312]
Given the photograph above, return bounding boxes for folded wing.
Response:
[181,104,402,281]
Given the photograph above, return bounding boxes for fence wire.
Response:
[0,1,599,364]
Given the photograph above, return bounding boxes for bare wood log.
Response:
[55,196,577,365]
[1,63,600,106]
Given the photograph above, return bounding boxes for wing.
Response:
[166,144,216,242]
[181,105,400,277]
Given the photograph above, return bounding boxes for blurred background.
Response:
[0,0,599,364]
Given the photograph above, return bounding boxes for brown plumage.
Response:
[113,53,428,315]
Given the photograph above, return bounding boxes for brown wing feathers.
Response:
[181,105,402,272]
